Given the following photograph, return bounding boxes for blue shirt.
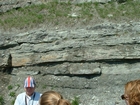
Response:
[14,92,42,105]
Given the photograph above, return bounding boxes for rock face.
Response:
[0,21,140,105]
[0,0,122,13]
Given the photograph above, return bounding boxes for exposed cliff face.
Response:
[0,0,140,105]
[0,0,115,13]
[0,0,116,13]
[0,21,140,105]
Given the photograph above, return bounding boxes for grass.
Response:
[76,2,94,18]
[95,0,140,19]
[0,0,140,30]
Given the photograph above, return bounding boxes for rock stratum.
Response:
[0,0,140,105]
[0,21,140,105]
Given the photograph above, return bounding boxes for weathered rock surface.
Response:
[0,0,123,13]
[0,21,140,105]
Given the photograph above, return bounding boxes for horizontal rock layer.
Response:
[0,22,140,105]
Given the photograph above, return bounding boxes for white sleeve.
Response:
[14,95,20,105]
[14,93,25,105]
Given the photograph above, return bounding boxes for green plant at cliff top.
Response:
[0,1,72,30]
[94,0,140,19]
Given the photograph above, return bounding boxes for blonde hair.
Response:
[124,80,140,105]
[40,91,71,105]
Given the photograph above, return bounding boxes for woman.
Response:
[40,91,71,105]
[121,79,140,105]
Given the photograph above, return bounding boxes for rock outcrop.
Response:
[0,21,140,105]
[0,0,124,13]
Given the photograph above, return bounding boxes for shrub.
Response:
[71,96,80,105]
[0,96,4,105]
[8,85,13,90]
[9,92,16,97]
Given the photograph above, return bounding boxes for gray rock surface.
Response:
[0,0,140,105]
[0,0,123,13]
[0,21,140,105]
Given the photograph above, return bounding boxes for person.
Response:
[39,90,71,105]
[121,79,140,105]
[14,76,42,105]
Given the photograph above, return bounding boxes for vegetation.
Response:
[94,0,140,19]
[0,0,139,30]
[16,84,20,89]
[9,92,16,97]
[0,96,4,105]
[42,84,47,89]
[71,96,80,105]
[8,85,13,90]
[11,99,15,105]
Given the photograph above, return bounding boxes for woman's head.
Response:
[122,80,140,105]
[40,91,71,105]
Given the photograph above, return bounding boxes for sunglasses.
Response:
[121,94,128,100]
[121,95,125,100]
